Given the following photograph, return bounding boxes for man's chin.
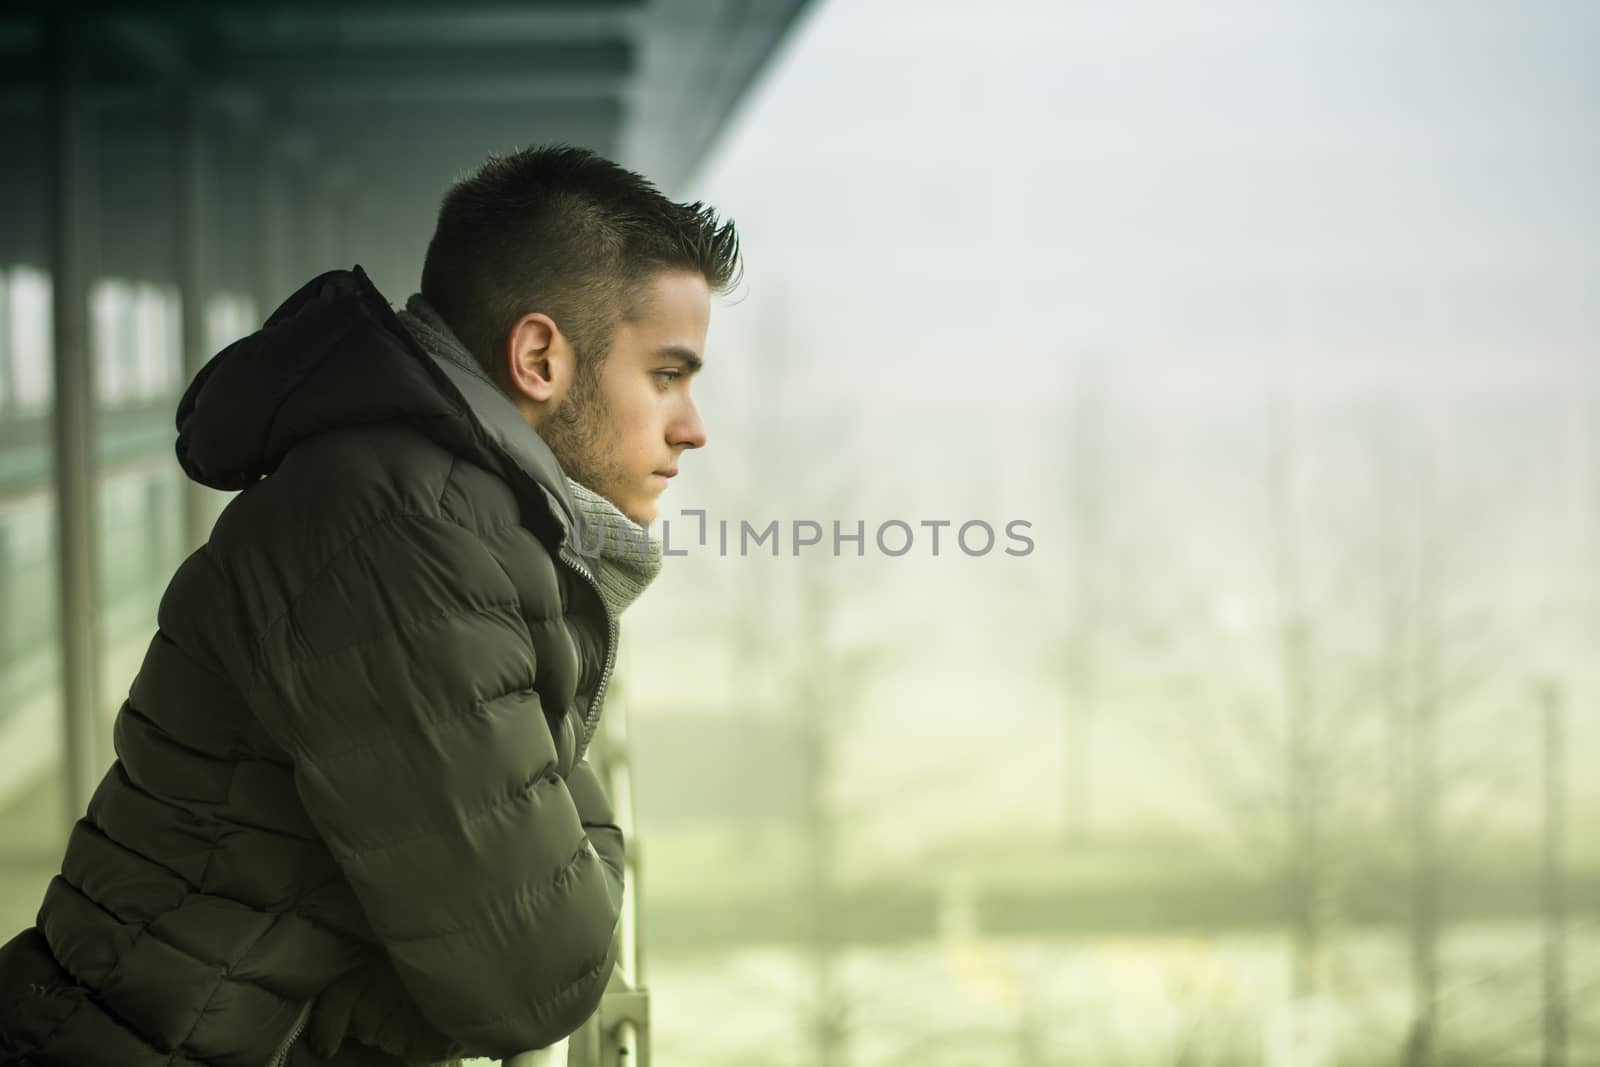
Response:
[578,478,654,527]
[623,501,658,527]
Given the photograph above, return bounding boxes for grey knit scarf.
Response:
[566,478,664,617]
[395,294,663,618]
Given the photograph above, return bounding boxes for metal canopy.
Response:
[3,0,813,203]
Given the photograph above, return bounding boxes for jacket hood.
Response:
[175,266,579,540]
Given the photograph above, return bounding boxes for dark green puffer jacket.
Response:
[0,267,627,1065]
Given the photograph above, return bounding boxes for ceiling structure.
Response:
[0,0,814,287]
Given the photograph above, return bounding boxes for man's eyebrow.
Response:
[655,345,703,373]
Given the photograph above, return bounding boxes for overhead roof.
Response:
[1,0,812,282]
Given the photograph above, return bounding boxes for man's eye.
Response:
[652,370,681,387]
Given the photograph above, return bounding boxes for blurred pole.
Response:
[375,204,396,289]
[320,181,343,271]
[503,1038,567,1067]
[334,184,356,271]
[144,478,168,586]
[603,685,643,988]
[46,11,104,823]
[1402,453,1442,1067]
[614,1021,638,1066]
[1266,395,1325,1003]
[1062,357,1104,847]
[315,179,340,274]
[395,204,415,299]
[178,91,212,552]
[333,185,351,270]
[0,272,14,409]
[798,578,847,1067]
[345,197,363,276]
[255,139,288,319]
[1540,681,1567,1067]
[0,525,12,670]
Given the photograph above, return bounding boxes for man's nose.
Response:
[673,400,708,450]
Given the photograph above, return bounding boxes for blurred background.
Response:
[1,1,1595,1065]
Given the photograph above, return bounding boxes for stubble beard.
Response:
[541,369,629,508]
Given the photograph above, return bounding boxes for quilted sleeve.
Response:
[242,511,620,1055]
[564,756,625,910]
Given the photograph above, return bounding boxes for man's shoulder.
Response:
[194,422,570,663]
[213,423,458,547]
[205,420,558,589]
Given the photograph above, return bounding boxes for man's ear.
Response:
[505,312,567,404]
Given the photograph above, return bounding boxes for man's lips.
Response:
[654,468,678,479]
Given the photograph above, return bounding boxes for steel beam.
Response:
[199,40,634,83]
[11,0,640,12]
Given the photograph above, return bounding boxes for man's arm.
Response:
[241,511,619,1054]
[565,756,625,911]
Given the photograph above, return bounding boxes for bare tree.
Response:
[718,282,883,1067]
[1060,354,1110,848]
[793,571,850,1067]
[1033,353,1137,850]
[1355,398,1450,1066]
[1354,392,1539,1067]
[1179,389,1386,1005]
[1539,680,1568,1067]
[1262,392,1338,1002]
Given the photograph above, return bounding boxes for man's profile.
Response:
[0,143,741,1066]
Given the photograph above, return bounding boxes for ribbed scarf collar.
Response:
[566,478,664,617]
[396,293,663,617]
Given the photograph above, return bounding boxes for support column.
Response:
[316,179,341,274]
[331,182,354,271]
[178,92,212,553]
[255,138,288,319]
[47,12,104,824]
[377,196,410,300]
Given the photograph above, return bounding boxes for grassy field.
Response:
[638,821,1600,953]
[646,921,1600,1067]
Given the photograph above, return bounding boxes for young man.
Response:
[0,144,740,1066]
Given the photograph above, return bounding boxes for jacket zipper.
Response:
[557,541,618,753]
[265,1000,312,1067]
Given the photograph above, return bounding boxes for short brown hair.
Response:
[421,143,743,388]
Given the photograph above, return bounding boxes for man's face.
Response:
[541,269,711,526]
